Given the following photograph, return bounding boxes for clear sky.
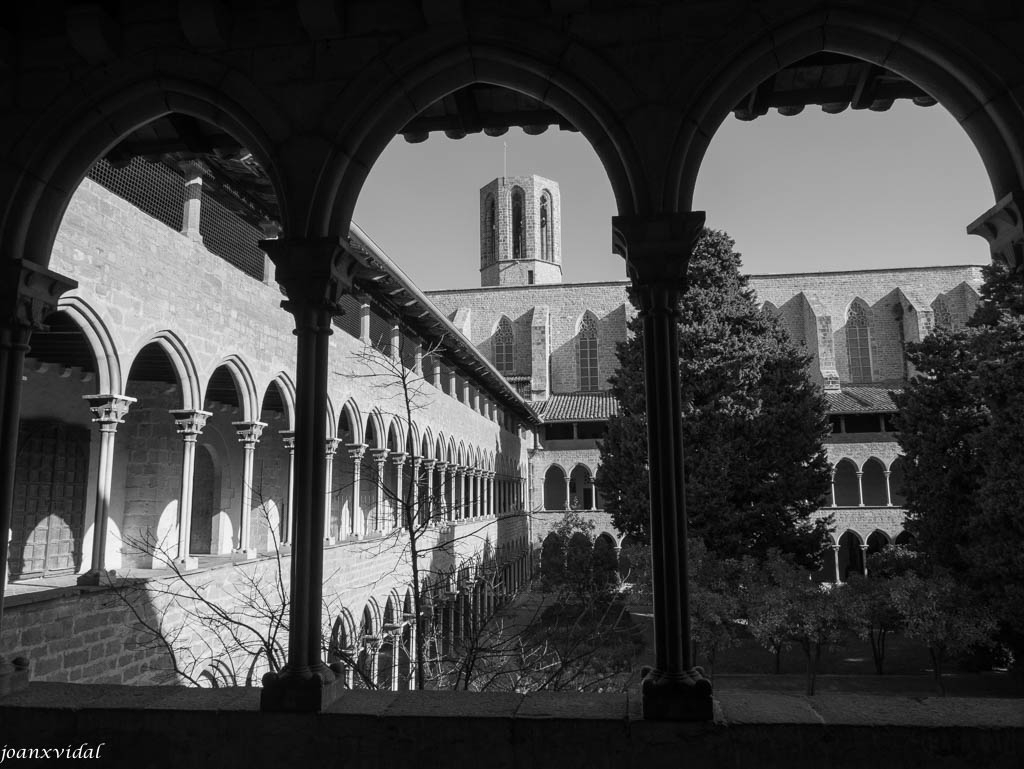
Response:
[354,100,993,291]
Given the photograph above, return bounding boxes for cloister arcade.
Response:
[0,3,1022,747]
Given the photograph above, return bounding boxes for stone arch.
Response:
[539,188,555,262]
[861,456,888,506]
[126,330,201,410]
[837,530,865,581]
[544,464,568,511]
[670,8,1024,212]
[592,532,618,588]
[364,412,387,450]
[4,69,290,275]
[493,315,515,375]
[337,399,361,444]
[55,295,122,395]
[568,463,594,510]
[540,531,565,583]
[577,311,600,392]
[264,373,296,432]
[845,299,873,384]
[318,31,643,238]
[205,355,259,423]
[832,458,860,507]
[888,456,907,506]
[866,530,890,557]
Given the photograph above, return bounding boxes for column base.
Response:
[324,536,336,546]
[76,569,117,586]
[236,549,258,562]
[640,666,714,721]
[0,656,30,698]
[174,556,199,571]
[260,664,344,712]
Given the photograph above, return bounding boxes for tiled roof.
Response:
[536,392,620,422]
[825,386,902,414]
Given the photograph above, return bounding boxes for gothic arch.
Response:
[493,315,515,375]
[845,299,873,384]
[55,295,122,395]
[669,8,1024,212]
[338,398,363,445]
[205,355,260,423]
[577,311,600,392]
[125,330,201,410]
[267,373,297,432]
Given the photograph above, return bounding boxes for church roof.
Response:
[536,392,619,422]
[825,386,902,414]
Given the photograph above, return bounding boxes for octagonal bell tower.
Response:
[480,175,563,287]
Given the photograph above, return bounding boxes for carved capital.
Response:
[261,237,361,318]
[433,461,448,473]
[612,212,704,287]
[390,451,408,468]
[2,259,78,334]
[967,191,1024,271]
[419,458,436,471]
[170,409,212,439]
[280,429,296,451]
[83,393,136,429]
[346,442,367,461]
[234,420,268,446]
[325,436,342,456]
[370,447,390,467]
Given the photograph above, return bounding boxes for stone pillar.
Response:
[390,451,407,530]
[170,408,212,569]
[413,343,423,376]
[280,430,295,545]
[260,237,357,712]
[860,545,870,577]
[181,161,204,243]
[324,437,342,544]
[347,443,367,538]
[830,470,837,508]
[967,191,1024,272]
[433,461,449,522]
[884,470,892,507]
[234,420,267,559]
[563,473,571,511]
[78,394,135,585]
[856,470,865,507]
[832,544,841,584]
[612,212,712,721]
[371,448,389,532]
[589,475,597,511]
[408,456,422,529]
[420,458,435,526]
[359,303,371,344]
[0,260,76,695]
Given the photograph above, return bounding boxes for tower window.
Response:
[846,301,872,384]
[511,187,525,260]
[494,317,514,374]
[528,270,534,285]
[540,191,553,262]
[483,194,495,266]
[578,312,599,392]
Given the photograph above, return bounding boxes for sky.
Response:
[353,100,994,292]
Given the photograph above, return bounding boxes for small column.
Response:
[390,451,407,529]
[347,443,367,538]
[448,370,457,399]
[432,358,442,389]
[324,437,342,544]
[487,471,495,517]
[563,473,571,511]
[78,394,135,585]
[0,259,76,695]
[181,161,205,243]
[370,448,389,532]
[390,323,401,363]
[408,456,422,529]
[589,475,597,511]
[832,544,842,584]
[433,461,449,522]
[884,470,892,507]
[171,409,213,569]
[830,470,837,508]
[860,545,870,577]
[613,211,712,721]
[413,343,423,376]
[280,431,296,545]
[234,420,267,559]
[856,470,865,506]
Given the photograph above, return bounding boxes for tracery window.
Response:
[932,297,952,331]
[494,316,514,374]
[578,312,599,392]
[540,191,553,262]
[511,187,525,259]
[846,302,872,384]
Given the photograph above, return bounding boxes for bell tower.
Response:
[479,175,563,287]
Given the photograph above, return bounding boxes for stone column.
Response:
[967,190,1024,272]
[433,461,448,522]
[563,473,571,511]
[856,470,865,506]
[324,437,342,544]
[408,456,422,529]
[181,161,204,243]
[0,260,76,695]
[830,470,837,508]
[370,448,389,532]
[346,443,367,538]
[170,409,212,569]
[612,212,712,721]
[390,452,407,530]
[884,470,892,506]
[260,237,357,712]
[589,475,597,511]
[860,545,870,577]
[234,420,267,559]
[280,431,295,545]
[78,394,135,585]
[832,544,842,584]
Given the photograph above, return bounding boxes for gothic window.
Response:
[483,194,495,265]
[846,301,872,384]
[494,317,514,374]
[932,296,952,331]
[540,191,553,262]
[578,312,599,392]
[511,187,525,259]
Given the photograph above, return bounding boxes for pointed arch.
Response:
[510,186,526,260]
[577,311,600,392]
[126,330,201,410]
[845,299,872,385]
[266,372,296,431]
[204,355,259,422]
[56,295,122,395]
[338,398,363,445]
[539,189,554,262]
[493,315,515,375]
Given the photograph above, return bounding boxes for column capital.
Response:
[234,420,268,446]
[967,191,1024,271]
[433,460,449,472]
[408,454,422,469]
[420,458,436,470]
[261,237,362,316]
[370,447,390,467]
[611,212,705,289]
[170,409,212,438]
[1,259,78,333]
[83,393,136,429]
[346,442,367,460]
[389,451,408,468]
[325,436,342,456]
[280,429,295,450]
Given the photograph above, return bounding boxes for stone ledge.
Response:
[0,684,1021,768]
